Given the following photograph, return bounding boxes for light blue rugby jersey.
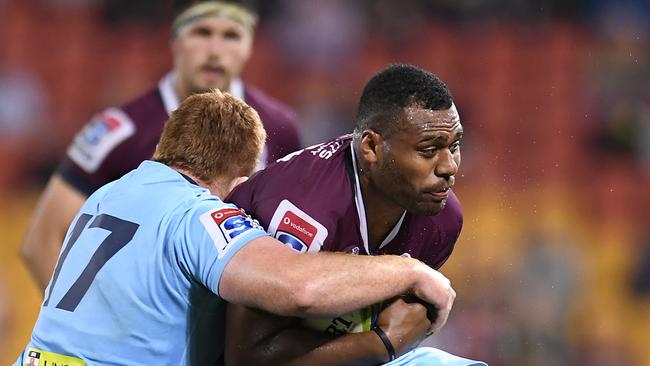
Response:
[15,161,268,366]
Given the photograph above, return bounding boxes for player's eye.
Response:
[192,26,212,37]
[223,30,242,41]
[450,141,461,153]
[418,147,438,157]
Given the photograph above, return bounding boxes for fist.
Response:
[375,298,431,357]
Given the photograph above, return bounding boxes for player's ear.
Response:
[359,129,383,165]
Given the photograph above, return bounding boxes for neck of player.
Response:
[173,76,231,102]
[358,173,405,253]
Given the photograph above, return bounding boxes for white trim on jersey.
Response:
[159,73,179,116]
[349,144,406,254]
[229,78,245,100]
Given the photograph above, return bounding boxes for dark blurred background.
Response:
[1,1,649,365]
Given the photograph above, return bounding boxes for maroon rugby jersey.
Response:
[227,135,463,269]
[58,75,301,196]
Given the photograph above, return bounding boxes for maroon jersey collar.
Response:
[348,143,406,254]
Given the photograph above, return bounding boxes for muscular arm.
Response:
[20,174,87,290]
[225,298,432,366]
[225,305,386,366]
[219,236,455,319]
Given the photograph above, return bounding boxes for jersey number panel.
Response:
[43,213,139,312]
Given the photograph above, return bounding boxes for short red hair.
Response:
[153,89,266,182]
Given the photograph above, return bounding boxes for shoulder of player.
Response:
[262,135,352,178]
[182,198,264,240]
[82,86,165,147]
[243,84,297,127]
[81,86,162,133]
[155,189,221,235]
[118,86,166,125]
[230,136,352,215]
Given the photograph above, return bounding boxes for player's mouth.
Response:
[201,65,227,80]
[424,186,451,200]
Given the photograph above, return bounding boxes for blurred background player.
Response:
[14,90,455,366]
[20,1,302,290]
[225,65,485,365]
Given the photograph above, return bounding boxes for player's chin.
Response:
[410,199,446,216]
[193,78,228,93]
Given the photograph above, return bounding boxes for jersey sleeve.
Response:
[57,107,136,196]
[178,200,268,296]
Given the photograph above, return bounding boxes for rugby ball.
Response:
[302,303,381,335]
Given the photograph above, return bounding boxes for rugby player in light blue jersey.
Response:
[14,90,456,366]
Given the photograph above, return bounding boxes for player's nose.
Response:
[434,149,458,179]
[207,36,225,57]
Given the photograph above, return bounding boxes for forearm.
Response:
[21,200,61,289]
[285,330,387,366]
[221,238,430,317]
[291,252,426,317]
[242,329,386,366]
[224,300,431,366]
[225,308,385,366]
[20,236,60,290]
[20,174,86,290]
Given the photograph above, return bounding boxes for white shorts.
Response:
[384,347,487,366]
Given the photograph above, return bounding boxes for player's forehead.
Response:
[178,16,249,36]
[399,103,462,136]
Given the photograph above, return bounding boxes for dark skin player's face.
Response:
[371,105,463,215]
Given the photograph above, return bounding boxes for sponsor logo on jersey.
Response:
[200,207,261,256]
[278,211,317,244]
[24,348,85,366]
[25,350,40,366]
[308,139,345,160]
[268,200,328,253]
[276,232,308,252]
[67,107,135,173]
[211,208,258,241]
[83,115,122,145]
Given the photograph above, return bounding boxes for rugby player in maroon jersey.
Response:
[225,65,484,365]
[21,2,301,290]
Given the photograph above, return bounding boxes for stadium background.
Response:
[1,0,649,365]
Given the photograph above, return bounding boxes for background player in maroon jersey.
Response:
[20,1,302,290]
[225,65,484,365]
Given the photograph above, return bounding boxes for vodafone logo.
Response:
[268,200,328,253]
[201,207,257,245]
[211,208,243,225]
[200,207,260,255]
[278,211,317,245]
[282,216,314,239]
[103,115,122,130]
